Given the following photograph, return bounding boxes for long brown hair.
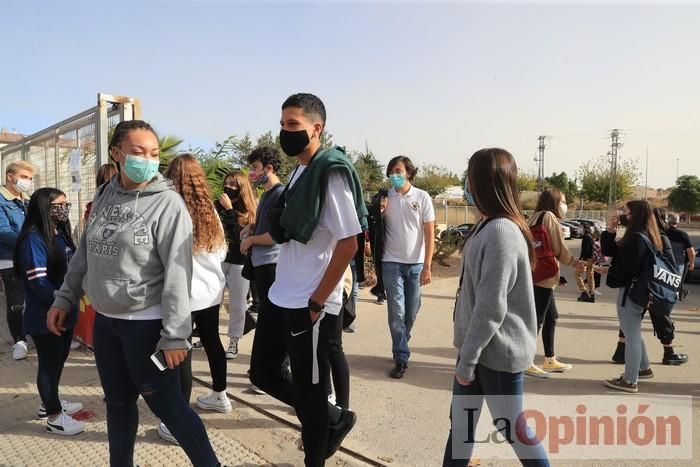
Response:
[223,171,257,226]
[95,163,118,187]
[165,153,225,254]
[535,188,565,219]
[468,148,536,269]
[618,200,662,252]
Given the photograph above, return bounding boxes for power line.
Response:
[545,132,608,139]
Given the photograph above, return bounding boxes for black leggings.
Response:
[180,304,227,401]
[32,329,74,415]
[324,312,350,409]
[1,268,25,343]
[533,286,558,358]
[618,303,675,345]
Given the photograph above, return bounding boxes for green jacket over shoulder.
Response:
[280,146,368,244]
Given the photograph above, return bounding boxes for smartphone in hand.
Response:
[150,340,193,371]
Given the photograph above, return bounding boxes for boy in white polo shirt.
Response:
[382,156,435,378]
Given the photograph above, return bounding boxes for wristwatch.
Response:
[308,299,325,313]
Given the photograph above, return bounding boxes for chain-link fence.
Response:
[0,94,140,235]
[433,201,481,228]
[434,203,610,229]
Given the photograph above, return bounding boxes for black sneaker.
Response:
[612,342,625,364]
[604,376,638,393]
[390,363,407,379]
[342,324,356,333]
[326,409,357,459]
[578,293,595,303]
[663,353,688,365]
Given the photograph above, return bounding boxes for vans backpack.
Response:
[626,233,681,312]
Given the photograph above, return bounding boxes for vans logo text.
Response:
[653,265,681,288]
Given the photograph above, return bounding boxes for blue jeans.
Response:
[350,259,359,305]
[443,364,550,467]
[616,289,650,385]
[93,313,218,467]
[382,262,423,364]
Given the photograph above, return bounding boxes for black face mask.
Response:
[279,129,310,157]
[224,187,239,200]
[619,214,629,227]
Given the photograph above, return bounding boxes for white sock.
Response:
[214,390,227,397]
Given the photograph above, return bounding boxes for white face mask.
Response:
[13,177,32,193]
[560,202,568,217]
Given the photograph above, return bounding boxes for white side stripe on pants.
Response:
[311,311,325,385]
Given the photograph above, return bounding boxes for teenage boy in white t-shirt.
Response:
[249,93,365,466]
[382,156,435,379]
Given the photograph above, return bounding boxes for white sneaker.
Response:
[38,400,83,419]
[251,384,266,395]
[70,339,81,350]
[158,422,179,445]
[196,391,232,413]
[46,412,85,436]
[225,339,238,359]
[594,289,602,296]
[524,364,550,379]
[12,340,28,360]
[543,356,573,373]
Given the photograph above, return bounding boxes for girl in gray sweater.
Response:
[443,148,549,467]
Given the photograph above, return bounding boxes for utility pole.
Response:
[535,136,546,192]
[607,129,622,208]
[644,146,648,201]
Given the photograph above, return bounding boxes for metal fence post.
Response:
[444,199,448,226]
[96,94,109,168]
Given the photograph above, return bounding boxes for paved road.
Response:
[1,233,698,466]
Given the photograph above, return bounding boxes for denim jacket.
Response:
[0,186,28,261]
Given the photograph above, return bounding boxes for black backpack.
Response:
[626,233,681,312]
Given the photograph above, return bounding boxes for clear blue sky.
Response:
[2,0,700,189]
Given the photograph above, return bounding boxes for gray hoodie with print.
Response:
[52,173,193,351]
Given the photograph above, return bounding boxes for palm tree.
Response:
[157,135,184,172]
[352,146,386,196]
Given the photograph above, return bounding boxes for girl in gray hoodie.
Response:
[47,120,220,467]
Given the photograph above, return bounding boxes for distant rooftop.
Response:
[434,185,465,200]
[0,128,24,145]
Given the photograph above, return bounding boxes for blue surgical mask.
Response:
[123,154,159,184]
[463,178,475,205]
[389,174,405,189]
